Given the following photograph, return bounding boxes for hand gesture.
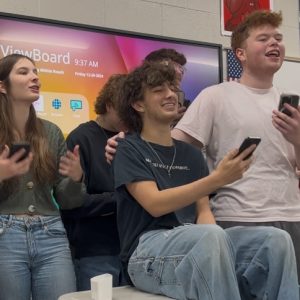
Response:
[212,144,256,187]
[0,145,33,181]
[272,105,300,147]
[59,145,83,182]
[105,131,125,164]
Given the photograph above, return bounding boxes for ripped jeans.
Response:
[0,215,76,300]
[128,224,299,300]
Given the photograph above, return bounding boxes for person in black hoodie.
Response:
[60,74,127,291]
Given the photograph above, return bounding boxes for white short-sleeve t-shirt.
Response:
[176,81,300,222]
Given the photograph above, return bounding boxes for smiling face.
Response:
[133,82,179,126]
[236,24,285,76]
[118,62,178,133]
[0,57,41,105]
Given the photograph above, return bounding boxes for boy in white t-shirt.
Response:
[173,10,300,277]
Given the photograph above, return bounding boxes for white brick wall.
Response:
[0,0,299,57]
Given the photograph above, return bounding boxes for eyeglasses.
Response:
[176,90,185,106]
[161,60,186,76]
[173,62,186,76]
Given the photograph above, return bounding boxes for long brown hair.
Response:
[0,54,56,195]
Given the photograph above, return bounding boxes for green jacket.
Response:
[0,119,85,215]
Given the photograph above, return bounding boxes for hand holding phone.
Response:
[236,137,261,160]
[9,142,31,162]
[278,93,299,116]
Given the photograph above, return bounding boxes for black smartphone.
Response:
[278,94,299,116]
[237,137,261,160]
[9,142,31,162]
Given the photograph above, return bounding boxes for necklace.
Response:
[144,139,176,177]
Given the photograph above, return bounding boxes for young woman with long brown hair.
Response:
[0,54,84,300]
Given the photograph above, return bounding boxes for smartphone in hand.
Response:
[236,137,261,160]
[9,142,31,162]
[278,94,299,116]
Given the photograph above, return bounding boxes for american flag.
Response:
[227,49,243,81]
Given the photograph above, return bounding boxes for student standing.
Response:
[0,54,84,300]
[61,74,127,290]
[173,10,300,277]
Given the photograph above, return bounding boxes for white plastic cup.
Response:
[90,273,112,300]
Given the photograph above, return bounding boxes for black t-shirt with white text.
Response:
[113,133,209,268]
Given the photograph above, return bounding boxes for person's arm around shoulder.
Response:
[126,145,256,218]
[105,131,125,164]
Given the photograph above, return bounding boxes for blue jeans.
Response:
[128,224,299,300]
[74,255,123,291]
[0,215,76,300]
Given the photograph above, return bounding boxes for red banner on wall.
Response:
[221,0,273,36]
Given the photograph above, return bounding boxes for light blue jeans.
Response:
[74,255,123,291]
[0,215,76,300]
[128,224,299,300]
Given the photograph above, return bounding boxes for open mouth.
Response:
[265,50,280,58]
[29,85,40,93]
[162,102,176,109]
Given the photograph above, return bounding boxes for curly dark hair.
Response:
[94,74,127,115]
[144,48,187,66]
[118,62,177,133]
[231,10,282,53]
